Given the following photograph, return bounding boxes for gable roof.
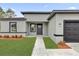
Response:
[48,10,79,20]
[0,17,26,21]
[21,11,51,14]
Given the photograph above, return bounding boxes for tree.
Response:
[0,7,5,18]
[6,8,16,18]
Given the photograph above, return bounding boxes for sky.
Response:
[0,3,79,17]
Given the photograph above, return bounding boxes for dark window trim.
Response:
[54,34,64,36]
[9,22,17,32]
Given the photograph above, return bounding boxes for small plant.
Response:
[0,35,2,38]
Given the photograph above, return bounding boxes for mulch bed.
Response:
[0,38,23,40]
[57,41,71,49]
[0,35,23,40]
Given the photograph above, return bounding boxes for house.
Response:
[0,18,26,37]
[48,10,79,43]
[0,10,79,43]
[21,11,51,36]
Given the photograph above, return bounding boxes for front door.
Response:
[37,24,43,35]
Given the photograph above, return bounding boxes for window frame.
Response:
[9,22,17,32]
[30,23,36,32]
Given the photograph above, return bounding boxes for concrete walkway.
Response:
[32,36,47,56]
[32,36,79,56]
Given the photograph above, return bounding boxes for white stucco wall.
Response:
[43,23,48,36]
[48,13,79,43]
[55,14,79,43]
[56,14,79,34]
[17,21,26,32]
[48,15,56,43]
[23,14,50,36]
[23,14,50,22]
[26,22,48,36]
[1,21,9,32]
[0,20,26,37]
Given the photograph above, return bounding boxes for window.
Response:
[10,22,17,32]
[30,23,36,32]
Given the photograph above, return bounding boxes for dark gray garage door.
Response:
[64,20,79,42]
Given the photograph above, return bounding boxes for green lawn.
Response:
[0,37,36,56]
[43,37,58,49]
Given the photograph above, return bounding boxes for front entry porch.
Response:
[26,22,48,36]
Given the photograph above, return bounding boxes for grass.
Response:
[43,37,58,49]
[0,37,36,56]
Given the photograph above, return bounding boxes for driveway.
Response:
[66,43,79,53]
[47,49,79,56]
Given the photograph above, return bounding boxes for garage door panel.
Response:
[65,38,74,42]
[64,21,79,42]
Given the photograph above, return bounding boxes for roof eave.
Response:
[0,17,26,20]
[21,11,51,14]
[48,10,79,20]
